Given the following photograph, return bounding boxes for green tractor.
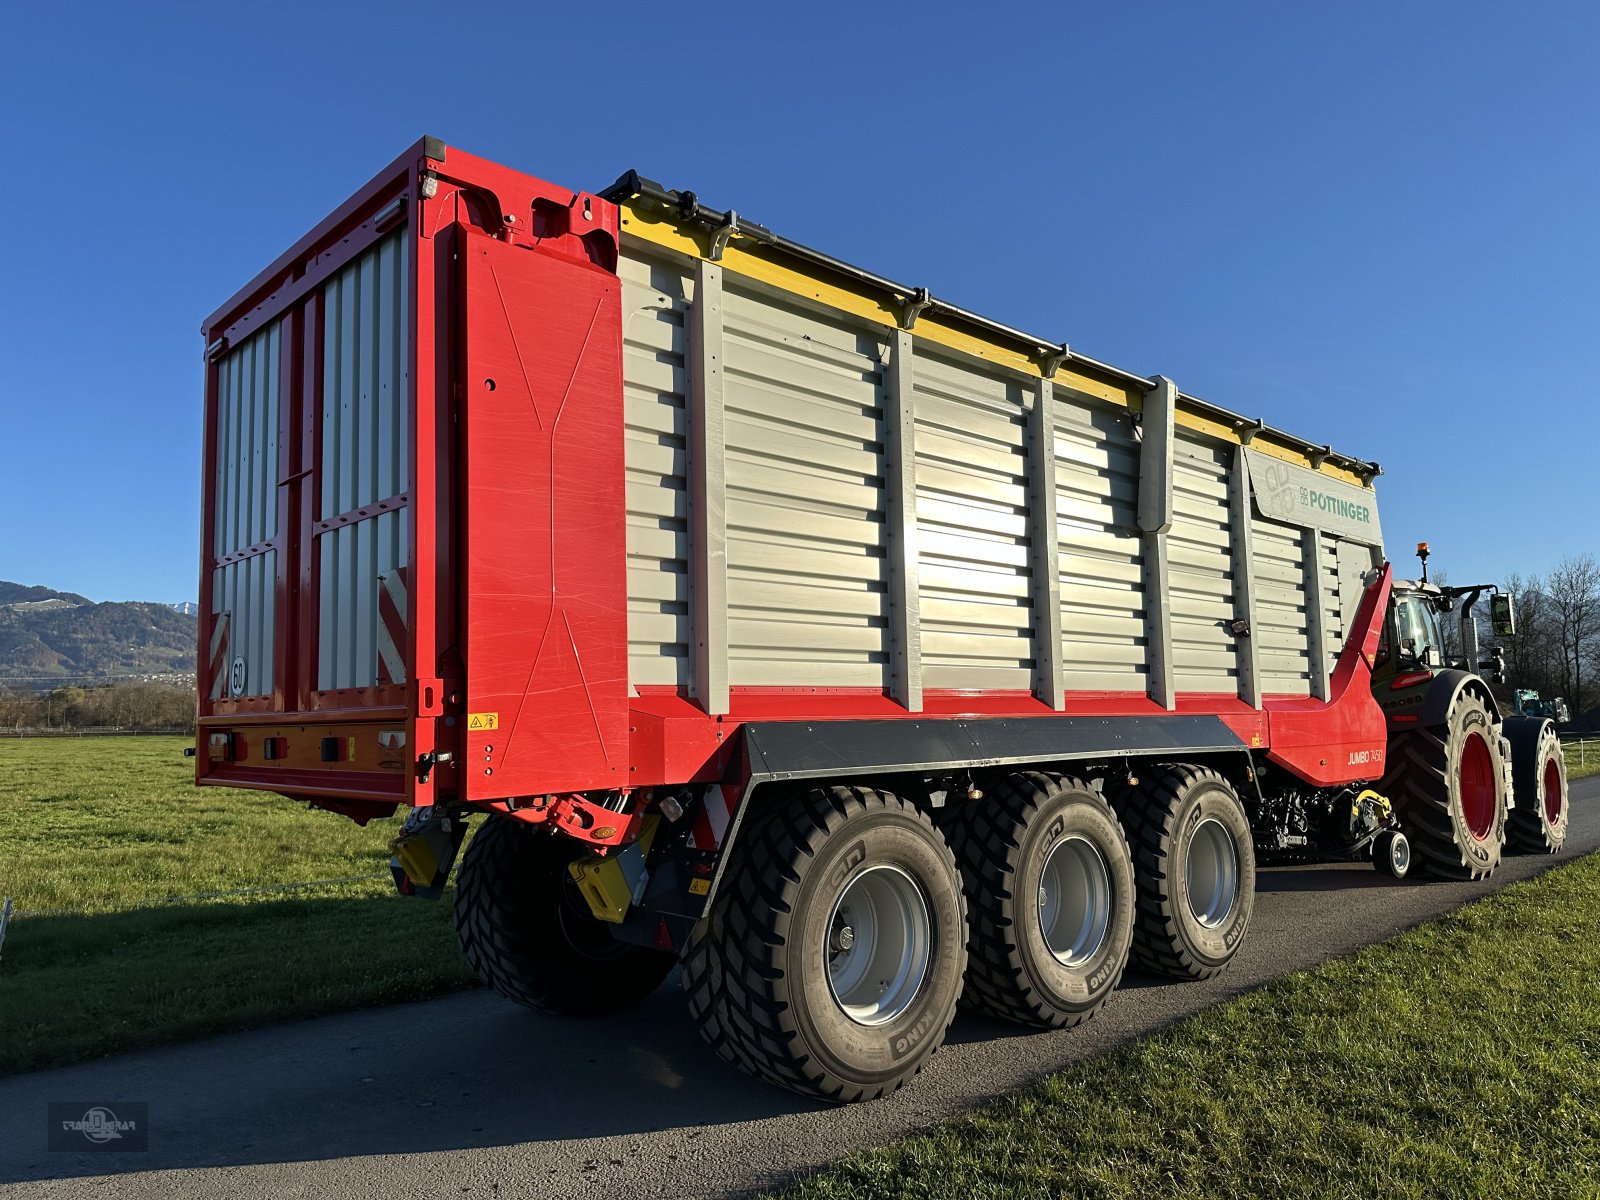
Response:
[1368,543,1569,880]
[1513,689,1570,724]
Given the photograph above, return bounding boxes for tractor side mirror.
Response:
[1490,593,1516,638]
[1556,699,1571,724]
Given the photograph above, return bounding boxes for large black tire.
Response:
[943,771,1134,1029]
[1114,765,1255,980]
[1380,688,1507,880]
[682,785,967,1103]
[453,816,676,1016]
[1507,720,1569,855]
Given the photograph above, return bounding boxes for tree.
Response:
[1545,554,1600,713]
[1497,572,1558,698]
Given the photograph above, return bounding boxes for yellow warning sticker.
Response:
[688,878,711,896]
[467,712,500,731]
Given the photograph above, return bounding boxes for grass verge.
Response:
[0,737,474,1075]
[776,850,1600,1200]
[1565,740,1599,781]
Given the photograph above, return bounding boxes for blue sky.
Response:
[1,1,1595,602]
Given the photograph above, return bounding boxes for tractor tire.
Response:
[453,816,675,1016]
[1113,765,1255,981]
[1380,688,1507,880]
[1507,721,1569,855]
[682,785,966,1104]
[942,771,1134,1029]
[1373,828,1412,879]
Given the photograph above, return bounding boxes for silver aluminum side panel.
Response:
[616,235,1380,711]
[1319,533,1345,681]
[316,227,410,692]
[719,280,889,689]
[913,350,1034,691]
[1028,379,1066,708]
[1054,389,1148,693]
[211,321,281,698]
[318,511,407,690]
[1228,450,1262,706]
[884,330,923,710]
[619,249,693,689]
[1335,538,1378,652]
[690,261,730,713]
[1304,529,1331,699]
[1252,517,1313,696]
[1169,435,1239,695]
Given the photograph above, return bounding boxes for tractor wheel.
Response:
[1507,721,1569,854]
[1113,765,1255,980]
[682,785,966,1103]
[942,771,1134,1029]
[1373,828,1412,879]
[1380,689,1507,880]
[453,816,676,1016]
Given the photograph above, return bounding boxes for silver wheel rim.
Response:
[1185,818,1239,929]
[1391,834,1410,875]
[826,864,931,1026]
[1038,835,1113,966]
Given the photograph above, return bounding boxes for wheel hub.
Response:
[1185,818,1240,929]
[826,864,931,1027]
[1544,757,1564,824]
[1390,832,1410,874]
[1458,731,1496,840]
[1037,834,1113,966]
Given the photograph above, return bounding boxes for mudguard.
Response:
[1416,670,1502,727]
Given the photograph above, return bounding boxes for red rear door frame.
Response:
[198,140,437,806]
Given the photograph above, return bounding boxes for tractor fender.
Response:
[1416,669,1502,728]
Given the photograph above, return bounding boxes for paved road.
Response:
[3,778,1595,1199]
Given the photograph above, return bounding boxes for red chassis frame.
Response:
[197,138,1393,825]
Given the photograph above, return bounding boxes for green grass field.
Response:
[777,849,1600,1200]
[1565,738,1600,781]
[0,737,474,1074]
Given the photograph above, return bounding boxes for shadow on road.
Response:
[1254,861,1414,893]
[0,974,836,1183]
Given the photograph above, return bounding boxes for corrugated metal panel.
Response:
[1054,390,1147,692]
[212,321,281,697]
[619,248,693,689]
[211,554,276,698]
[720,282,889,688]
[316,227,410,691]
[1335,537,1377,662]
[318,509,408,691]
[615,237,1377,707]
[1253,517,1312,694]
[215,322,281,557]
[1169,436,1238,694]
[913,351,1033,690]
[1320,534,1347,673]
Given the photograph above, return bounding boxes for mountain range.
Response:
[0,581,198,689]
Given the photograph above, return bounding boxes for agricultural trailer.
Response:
[195,138,1569,1102]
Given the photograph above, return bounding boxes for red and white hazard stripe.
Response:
[208,611,231,699]
[690,784,741,852]
[377,566,409,686]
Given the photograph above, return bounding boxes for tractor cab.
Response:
[1383,580,1451,673]
[1373,542,1514,713]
